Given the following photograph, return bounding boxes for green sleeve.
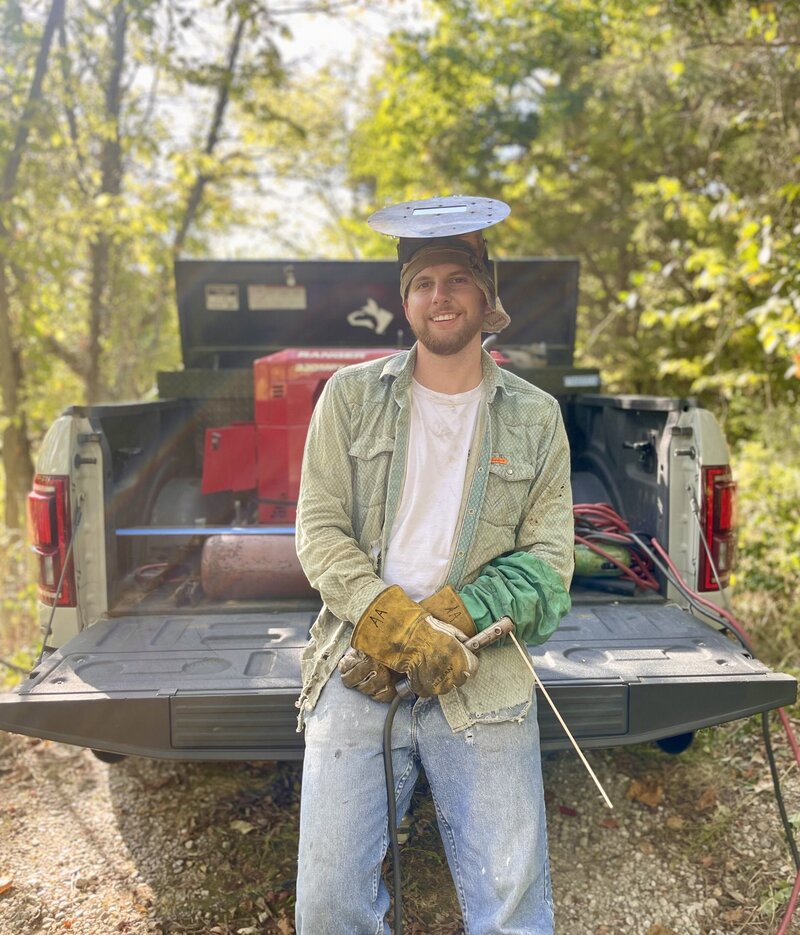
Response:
[458,394,573,644]
[459,551,571,645]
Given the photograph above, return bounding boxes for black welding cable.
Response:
[582,519,800,922]
[383,689,406,935]
[627,533,755,652]
[380,626,513,934]
[763,709,800,872]
[629,532,800,872]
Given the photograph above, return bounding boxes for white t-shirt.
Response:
[382,378,484,601]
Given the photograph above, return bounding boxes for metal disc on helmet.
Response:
[368,195,510,238]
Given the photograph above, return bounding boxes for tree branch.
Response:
[686,39,800,50]
[173,12,247,255]
[39,334,89,380]
[56,16,90,195]
[1,0,66,203]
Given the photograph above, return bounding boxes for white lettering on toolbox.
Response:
[301,350,378,359]
[293,363,349,374]
[347,298,394,335]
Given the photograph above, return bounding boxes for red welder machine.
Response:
[198,347,396,599]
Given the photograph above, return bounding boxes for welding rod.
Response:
[510,632,614,810]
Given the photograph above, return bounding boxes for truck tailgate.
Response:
[0,602,795,759]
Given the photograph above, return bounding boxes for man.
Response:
[294,197,574,934]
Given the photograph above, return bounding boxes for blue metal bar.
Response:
[115,526,296,536]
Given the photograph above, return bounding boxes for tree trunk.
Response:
[0,265,33,528]
[86,2,127,405]
[0,0,66,526]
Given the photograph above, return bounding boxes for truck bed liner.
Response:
[1,602,794,760]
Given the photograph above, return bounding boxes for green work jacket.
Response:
[295,346,574,731]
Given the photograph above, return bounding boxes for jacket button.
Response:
[506,468,514,475]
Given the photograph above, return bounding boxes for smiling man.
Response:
[406,262,482,356]
[399,228,508,364]
[293,197,574,934]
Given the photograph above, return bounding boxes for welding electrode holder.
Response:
[394,616,515,701]
[383,616,515,935]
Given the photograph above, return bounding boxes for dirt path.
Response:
[0,716,797,935]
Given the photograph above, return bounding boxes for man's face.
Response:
[403,263,489,356]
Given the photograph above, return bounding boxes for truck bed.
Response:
[7,258,795,760]
[1,598,793,760]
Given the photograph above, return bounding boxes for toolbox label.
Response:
[248,284,308,310]
[205,284,240,311]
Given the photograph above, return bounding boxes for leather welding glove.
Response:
[351,585,478,697]
[340,586,476,702]
[339,586,476,703]
[420,585,477,638]
[338,648,400,703]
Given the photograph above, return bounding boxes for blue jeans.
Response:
[295,672,554,935]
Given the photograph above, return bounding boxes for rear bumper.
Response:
[0,603,795,759]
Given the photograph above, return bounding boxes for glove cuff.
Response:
[420,585,477,638]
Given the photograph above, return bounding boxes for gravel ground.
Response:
[0,715,798,935]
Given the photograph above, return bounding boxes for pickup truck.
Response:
[1,258,795,760]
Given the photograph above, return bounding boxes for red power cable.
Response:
[575,508,800,933]
[657,538,800,935]
[777,872,800,935]
[649,534,800,770]
[649,539,750,638]
[574,503,660,591]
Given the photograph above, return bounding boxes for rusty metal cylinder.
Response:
[201,534,316,600]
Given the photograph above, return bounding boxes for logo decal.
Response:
[347,298,394,336]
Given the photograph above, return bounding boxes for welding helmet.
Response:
[367,195,511,333]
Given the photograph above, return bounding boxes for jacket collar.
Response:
[380,344,515,402]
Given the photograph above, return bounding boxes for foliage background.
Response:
[1,0,798,680]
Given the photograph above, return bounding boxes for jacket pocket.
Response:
[348,435,394,529]
[480,458,538,528]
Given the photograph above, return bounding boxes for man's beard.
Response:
[408,313,484,356]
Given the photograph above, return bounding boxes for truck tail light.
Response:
[698,465,737,592]
[27,474,76,607]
